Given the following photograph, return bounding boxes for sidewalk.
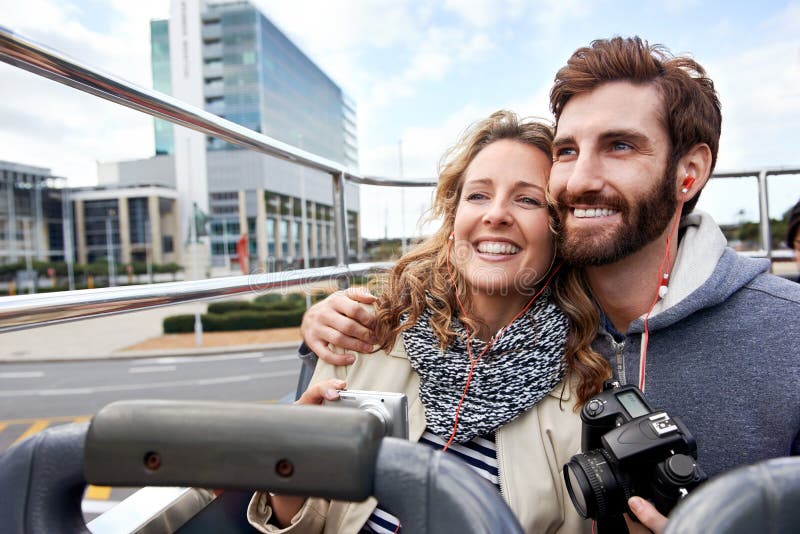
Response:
[0,302,303,363]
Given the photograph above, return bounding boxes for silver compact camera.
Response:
[325,390,409,439]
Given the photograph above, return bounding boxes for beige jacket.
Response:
[248,341,591,534]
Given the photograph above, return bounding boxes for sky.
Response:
[1,0,799,240]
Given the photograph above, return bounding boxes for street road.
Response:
[0,347,301,425]
[0,347,303,523]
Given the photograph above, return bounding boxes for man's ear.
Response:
[676,143,712,200]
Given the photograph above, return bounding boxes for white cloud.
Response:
[443,0,527,28]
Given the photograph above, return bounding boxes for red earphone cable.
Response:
[639,180,692,391]
[443,234,561,450]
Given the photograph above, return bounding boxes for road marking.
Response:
[129,365,177,373]
[0,371,44,378]
[85,485,112,500]
[0,369,299,397]
[13,420,49,445]
[144,351,296,365]
[258,354,300,363]
[0,414,91,425]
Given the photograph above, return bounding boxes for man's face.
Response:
[549,81,678,266]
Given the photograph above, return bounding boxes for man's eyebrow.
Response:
[551,135,575,149]
[552,129,652,149]
[598,129,651,146]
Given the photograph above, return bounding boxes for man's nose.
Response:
[565,151,605,196]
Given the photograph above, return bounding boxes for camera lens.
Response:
[563,449,631,519]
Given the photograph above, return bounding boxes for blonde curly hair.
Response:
[371,110,610,406]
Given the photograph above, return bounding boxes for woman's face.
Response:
[452,139,554,303]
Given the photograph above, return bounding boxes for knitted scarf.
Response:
[402,294,568,443]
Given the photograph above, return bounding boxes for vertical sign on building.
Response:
[169,0,210,279]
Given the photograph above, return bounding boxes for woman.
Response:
[247,110,610,533]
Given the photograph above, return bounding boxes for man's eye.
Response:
[554,147,576,159]
[611,141,632,151]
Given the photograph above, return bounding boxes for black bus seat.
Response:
[665,456,800,533]
[0,400,523,533]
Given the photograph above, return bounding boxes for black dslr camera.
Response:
[563,381,706,532]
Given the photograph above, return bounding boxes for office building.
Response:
[68,185,179,266]
[114,0,362,273]
[0,161,67,265]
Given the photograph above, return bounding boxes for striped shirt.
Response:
[361,430,500,534]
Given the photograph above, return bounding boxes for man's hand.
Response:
[624,497,668,534]
[301,288,378,366]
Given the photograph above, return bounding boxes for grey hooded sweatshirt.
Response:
[590,211,800,478]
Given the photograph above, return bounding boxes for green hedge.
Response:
[254,293,283,304]
[206,299,305,315]
[163,309,305,333]
[163,314,196,333]
[207,300,261,314]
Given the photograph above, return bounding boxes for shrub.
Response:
[207,300,260,314]
[162,309,305,333]
[254,293,282,304]
[163,314,197,333]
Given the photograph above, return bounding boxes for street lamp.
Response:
[106,208,117,287]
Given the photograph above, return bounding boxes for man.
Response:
[300,37,800,531]
[786,199,800,282]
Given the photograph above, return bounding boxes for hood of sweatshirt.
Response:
[626,210,770,335]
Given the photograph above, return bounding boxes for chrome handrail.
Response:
[0,262,391,333]
[0,25,797,333]
[710,167,800,257]
[0,25,435,268]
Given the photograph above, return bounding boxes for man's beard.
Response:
[555,164,678,266]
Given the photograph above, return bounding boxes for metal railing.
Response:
[0,25,435,268]
[0,26,435,330]
[0,25,797,331]
[711,168,800,257]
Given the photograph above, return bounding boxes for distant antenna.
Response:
[399,139,407,255]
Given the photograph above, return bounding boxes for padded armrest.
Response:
[0,422,89,534]
[375,438,524,534]
[85,400,382,500]
[665,457,800,534]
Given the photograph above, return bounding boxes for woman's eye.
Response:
[465,192,488,201]
[519,197,544,207]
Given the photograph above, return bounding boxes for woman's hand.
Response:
[269,379,348,527]
[624,497,668,534]
[300,288,378,366]
[296,378,347,405]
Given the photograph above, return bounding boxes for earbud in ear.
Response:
[449,231,455,241]
[681,176,696,194]
[658,273,670,299]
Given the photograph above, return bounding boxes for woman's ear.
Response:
[676,143,712,200]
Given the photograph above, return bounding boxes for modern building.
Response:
[0,158,180,274]
[97,151,360,272]
[111,0,362,273]
[0,160,67,265]
[68,185,179,266]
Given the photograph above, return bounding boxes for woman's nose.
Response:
[482,199,512,226]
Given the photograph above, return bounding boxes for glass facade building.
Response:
[151,1,358,169]
[143,0,361,273]
[150,19,174,156]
